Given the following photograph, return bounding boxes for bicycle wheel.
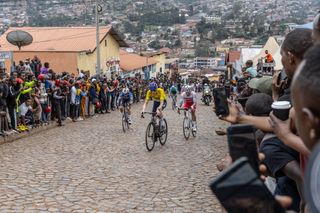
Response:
[125,112,130,130]
[122,113,126,132]
[183,117,190,140]
[159,118,168,145]
[145,122,156,151]
[172,98,176,110]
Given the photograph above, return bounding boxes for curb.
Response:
[0,120,73,145]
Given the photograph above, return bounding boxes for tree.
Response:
[148,40,162,50]
[195,40,212,57]
[173,39,182,47]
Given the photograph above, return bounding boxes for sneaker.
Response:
[128,117,132,125]
[192,123,197,132]
[77,117,84,121]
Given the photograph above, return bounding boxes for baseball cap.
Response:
[248,76,272,96]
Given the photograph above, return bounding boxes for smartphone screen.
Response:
[227,124,259,173]
[277,70,288,85]
[213,88,229,116]
[210,157,285,213]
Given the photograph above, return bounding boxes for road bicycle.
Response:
[178,108,196,140]
[141,112,168,151]
[171,95,177,110]
[122,103,130,132]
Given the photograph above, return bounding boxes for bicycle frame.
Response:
[179,107,196,140]
[142,112,168,151]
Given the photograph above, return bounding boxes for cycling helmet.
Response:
[123,87,130,94]
[149,82,157,91]
[185,86,192,93]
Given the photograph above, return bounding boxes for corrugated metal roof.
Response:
[0,26,128,52]
[120,50,158,72]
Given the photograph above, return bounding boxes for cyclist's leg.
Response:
[152,101,160,114]
[119,100,124,113]
[191,105,197,131]
[191,105,196,122]
[128,103,132,115]
[158,100,167,118]
[127,102,133,124]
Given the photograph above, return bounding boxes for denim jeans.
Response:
[41,103,48,123]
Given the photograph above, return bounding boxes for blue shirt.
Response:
[246,67,257,77]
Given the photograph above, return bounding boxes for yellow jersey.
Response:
[145,88,166,102]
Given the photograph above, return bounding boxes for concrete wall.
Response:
[77,34,120,76]
[150,53,166,74]
[4,51,78,74]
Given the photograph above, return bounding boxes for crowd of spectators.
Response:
[0,57,171,135]
[212,16,320,213]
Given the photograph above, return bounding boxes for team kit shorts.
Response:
[183,102,196,112]
[152,100,167,113]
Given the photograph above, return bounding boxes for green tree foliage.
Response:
[148,40,162,50]
[123,21,143,36]
[140,8,185,27]
[195,40,213,57]
[173,39,182,47]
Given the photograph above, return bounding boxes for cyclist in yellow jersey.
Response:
[141,82,167,117]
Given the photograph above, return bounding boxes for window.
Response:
[105,40,107,47]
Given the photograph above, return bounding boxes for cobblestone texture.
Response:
[0,97,228,212]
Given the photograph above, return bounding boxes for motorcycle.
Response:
[202,86,212,106]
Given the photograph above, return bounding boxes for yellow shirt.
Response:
[146,88,166,102]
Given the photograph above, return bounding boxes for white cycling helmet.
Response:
[123,87,130,94]
[185,86,192,93]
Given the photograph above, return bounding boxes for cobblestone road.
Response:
[0,97,228,213]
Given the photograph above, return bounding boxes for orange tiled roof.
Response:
[120,50,158,72]
[0,26,128,52]
[159,47,172,53]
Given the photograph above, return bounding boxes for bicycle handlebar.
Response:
[142,112,157,115]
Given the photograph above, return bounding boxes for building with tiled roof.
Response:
[119,50,157,79]
[0,26,128,75]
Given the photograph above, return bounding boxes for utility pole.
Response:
[95,0,101,74]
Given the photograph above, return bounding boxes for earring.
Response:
[310,129,316,140]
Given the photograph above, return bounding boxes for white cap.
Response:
[92,78,96,82]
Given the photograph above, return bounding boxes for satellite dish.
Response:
[126,48,134,53]
[6,30,33,50]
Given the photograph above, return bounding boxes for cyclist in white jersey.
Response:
[179,86,197,131]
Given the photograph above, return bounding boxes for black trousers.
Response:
[8,106,16,129]
[53,100,62,125]
[70,104,79,119]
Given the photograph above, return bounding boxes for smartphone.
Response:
[213,87,229,117]
[277,70,288,85]
[227,124,259,173]
[237,97,248,109]
[209,157,285,213]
